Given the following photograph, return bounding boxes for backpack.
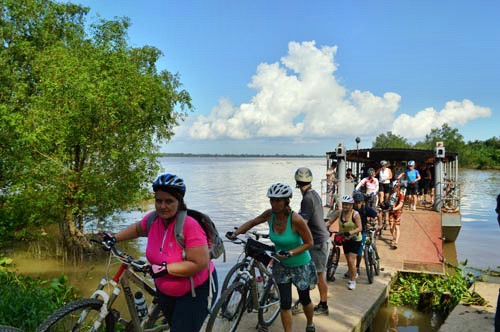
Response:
[145,209,226,299]
[145,209,226,261]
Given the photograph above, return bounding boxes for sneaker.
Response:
[313,304,329,316]
[291,302,303,315]
[305,324,316,332]
[348,280,356,290]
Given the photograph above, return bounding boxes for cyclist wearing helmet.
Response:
[228,183,317,332]
[397,160,421,211]
[350,192,382,276]
[376,160,393,207]
[326,195,362,290]
[294,167,330,316]
[99,173,217,332]
[386,181,405,249]
[355,167,379,208]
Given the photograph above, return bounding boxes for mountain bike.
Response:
[205,232,281,332]
[326,232,342,282]
[36,239,169,332]
[363,218,380,284]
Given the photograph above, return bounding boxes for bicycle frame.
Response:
[84,251,168,332]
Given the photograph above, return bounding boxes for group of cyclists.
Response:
[97,160,430,332]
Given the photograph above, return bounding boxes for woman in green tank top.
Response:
[228,183,318,332]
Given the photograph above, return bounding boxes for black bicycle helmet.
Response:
[353,192,365,202]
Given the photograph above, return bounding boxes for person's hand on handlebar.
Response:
[97,232,116,250]
[225,231,237,240]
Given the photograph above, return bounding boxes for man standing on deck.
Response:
[293,167,331,316]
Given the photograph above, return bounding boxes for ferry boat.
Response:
[322,141,461,242]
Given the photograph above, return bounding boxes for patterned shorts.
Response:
[272,260,318,291]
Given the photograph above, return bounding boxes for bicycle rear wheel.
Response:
[371,243,380,276]
[205,281,248,332]
[258,278,280,327]
[36,298,112,332]
[364,246,373,284]
[326,245,340,281]
[143,305,169,331]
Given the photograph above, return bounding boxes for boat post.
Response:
[433,142,446,212]
[336,142,346,207]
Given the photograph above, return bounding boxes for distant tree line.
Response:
[162,153,322,158]
[372,124,500,168]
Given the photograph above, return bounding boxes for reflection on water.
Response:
[372,305,443,332]
[7,158,500,330]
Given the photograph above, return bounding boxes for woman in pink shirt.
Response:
[104,173,216,332]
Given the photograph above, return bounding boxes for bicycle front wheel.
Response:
[258,278,280,327]
[205,281,248,332]
[36,298,112,332]
[221,261,247,292]
[326,245,340,281]
[364,246,373,284]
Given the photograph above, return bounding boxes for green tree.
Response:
[414,124,465,157]
[0,0,191,250]
[372,131,413,149]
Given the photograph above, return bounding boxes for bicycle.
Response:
[205,232,281,332]
[326,232,342,282]
[363,218,380,284]
[36,239,169,332]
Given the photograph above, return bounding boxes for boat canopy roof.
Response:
[326,148,458,164]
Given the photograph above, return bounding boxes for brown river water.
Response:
[7,158,500,331]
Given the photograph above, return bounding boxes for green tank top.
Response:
[339,210,362,242]
[269,212,311,267]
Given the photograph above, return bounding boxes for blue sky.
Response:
[70,1,499,155]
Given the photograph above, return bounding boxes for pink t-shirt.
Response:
[141,212,215,297]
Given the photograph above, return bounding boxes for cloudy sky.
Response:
[71,1,498,155]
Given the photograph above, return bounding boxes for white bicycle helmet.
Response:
[367,168,376,176]
[267,183,293,198]
[380,160,388,166]
[341,195,354,204]
[408,160,415,166]
[295,167,313,183]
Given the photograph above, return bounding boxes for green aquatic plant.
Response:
[389,261,485,316]
[0,271,77,331]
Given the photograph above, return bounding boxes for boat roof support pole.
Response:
[336,142,346,207]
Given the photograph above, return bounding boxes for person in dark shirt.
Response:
[350,192,382,275]
[294,167,331,316]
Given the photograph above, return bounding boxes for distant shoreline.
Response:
[160,153,324,158]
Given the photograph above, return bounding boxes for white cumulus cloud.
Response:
[391,99,492,138]
[187,41,490,141]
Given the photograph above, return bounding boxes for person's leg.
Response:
[169,276,212,332]
[277,282,293,332]
[495,288,499,332]
[298,287,314,326]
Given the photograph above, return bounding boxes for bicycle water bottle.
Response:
[256,276,264,296]
[134,291,148,319]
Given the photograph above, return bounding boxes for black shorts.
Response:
[379,183,391,194]
[407,182,419,195]
[342,240,362,255]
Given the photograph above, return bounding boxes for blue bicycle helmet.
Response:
[152,173,186,197]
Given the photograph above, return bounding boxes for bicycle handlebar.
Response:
[90,238,151,274]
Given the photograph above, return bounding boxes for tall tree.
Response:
[414,124,465,155]
[0,0,191,250]
[372,131,413,149]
